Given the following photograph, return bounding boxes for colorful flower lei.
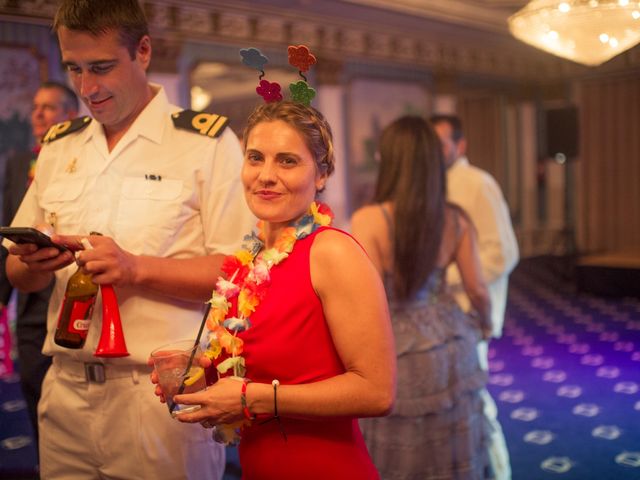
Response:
[204,201,334,444]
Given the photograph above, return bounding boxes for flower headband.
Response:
[240,45,317,106]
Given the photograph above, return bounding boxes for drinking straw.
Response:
[169,302,211,415]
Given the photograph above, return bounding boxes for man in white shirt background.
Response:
[431,113,520,480]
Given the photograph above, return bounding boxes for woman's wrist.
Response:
[241,378,255,420]
[244,381,272,416]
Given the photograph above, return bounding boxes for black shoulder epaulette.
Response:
[171,110,229,139]
[42,116,92,144]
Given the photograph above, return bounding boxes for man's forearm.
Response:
[129,253,225,302]
[6,254,54,293]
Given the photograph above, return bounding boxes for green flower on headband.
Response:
[289,81,316,106]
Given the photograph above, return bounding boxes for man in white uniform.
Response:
[431,114,519,480]
[3,1,254,478]
[0,81,78,453]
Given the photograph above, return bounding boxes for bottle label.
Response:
[67,298,95,336]
[55,285,97,348]
[73,319,91,331]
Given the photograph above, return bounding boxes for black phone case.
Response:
[0,227,69,252]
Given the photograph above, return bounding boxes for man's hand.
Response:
[8,242,75,273]
[53,234,138,287]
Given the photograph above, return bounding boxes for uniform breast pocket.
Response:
[40,178,86,234]
[116,177,184,233]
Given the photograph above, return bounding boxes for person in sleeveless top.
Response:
[152,101,396,479]
[351,115,492,479]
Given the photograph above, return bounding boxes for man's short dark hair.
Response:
[53,0,149,60]
[429,114,464,144]
[41,81,79,113]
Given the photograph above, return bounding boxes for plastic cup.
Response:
[151,339,206,417]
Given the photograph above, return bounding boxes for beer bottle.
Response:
[54,259,98,349]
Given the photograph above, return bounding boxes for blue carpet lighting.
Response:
[0,371,37,479]
[1,257,639,479]
[488,258,640,479]
[0,371,242,479]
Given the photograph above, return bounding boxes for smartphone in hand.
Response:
[0,227,70,253]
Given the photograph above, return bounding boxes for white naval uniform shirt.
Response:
[445,156,519,339]
[7,85,255,365]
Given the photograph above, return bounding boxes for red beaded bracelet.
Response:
[241,378,255,421]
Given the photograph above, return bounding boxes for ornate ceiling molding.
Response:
[341,0,524,34]
[6,0,636,81]
[140,1,580,81]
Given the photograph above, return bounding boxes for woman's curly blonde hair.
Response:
[243,101,335,181]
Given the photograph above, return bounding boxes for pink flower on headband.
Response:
[288,45,316,72]
[256,79,283,103]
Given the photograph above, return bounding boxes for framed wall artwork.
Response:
[346,78,430,213]
[0,45,45,158]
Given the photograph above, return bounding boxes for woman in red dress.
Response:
[156,101,396,479]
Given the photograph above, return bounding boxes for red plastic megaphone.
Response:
[94,284,129,357]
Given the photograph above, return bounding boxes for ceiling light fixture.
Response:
[508,0,640,66]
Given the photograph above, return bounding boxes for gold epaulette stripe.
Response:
[171,110,229,138]
[42,116,91,143]
[207,114,228,138]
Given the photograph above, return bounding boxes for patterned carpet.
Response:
[0,372,242,479]
[1,256,639,479]
[0,369,37,479]
[489,257,640,479]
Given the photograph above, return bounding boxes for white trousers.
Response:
[478,340,512,480]
[38,358,225,480]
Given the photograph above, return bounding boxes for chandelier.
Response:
[508,0,640,66]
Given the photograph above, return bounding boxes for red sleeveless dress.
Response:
[237,227,379,479]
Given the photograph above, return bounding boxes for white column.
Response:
[316,85,349,230]
[547,159,566,233]
[518,101,538,256]
[148,72,183,107]
[432,94,457,114]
